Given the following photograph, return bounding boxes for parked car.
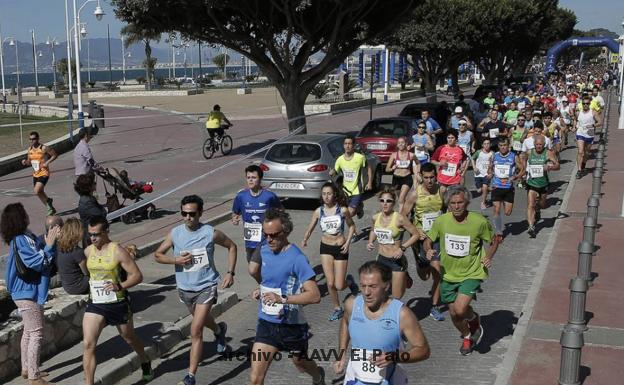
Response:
[355,117,420,164]
[473,84,505,105]
[398,102,451,129]
[260,134,382,200]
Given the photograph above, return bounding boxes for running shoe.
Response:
[177,374,196,385]
[46,198,56,216]
[313,366,326,385]
[215,322,228,354]
[480,202,487,210]
[576,170,582,179]
[328,308,344,321]
[460,337,474,356]
[528,225,536,238]
[345,274,360,295]
[141,361,154,382]
[468,313,484,346]
[430,306,445,321]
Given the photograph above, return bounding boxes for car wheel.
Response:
[373,166,382,192]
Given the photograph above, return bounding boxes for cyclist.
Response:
[205,104,232,141]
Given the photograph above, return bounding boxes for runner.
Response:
[503,101,520,126]
[400,162,446,321]
[418,109,443,147]
[543,112,561,156]
[205,104,232,140]
[524,136,560,238]
[590,86,605,113]
[21,131,57,215]
[521,121,552,154]
[301,182,357,321]
[82,216,153,385]
[155,195,237,385]
[385,136,418,209]
[330,136,373,219]
[456,120,474,156]
[232,165,281,282]
[510,115,528,154]
[471,139,494,210]
[430,129,468,195]
[410,122,434,165]
[574,95,602,179]
[490,138,524,240]
[250,208,325,385]
[332,261,430,384]
[367,186,421,299]
[423,185,500,355]
[558,97,573,146]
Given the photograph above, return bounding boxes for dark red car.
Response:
[355,117,418,164]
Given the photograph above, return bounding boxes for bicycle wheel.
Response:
[202,137,216,159]
[220,135,233,156]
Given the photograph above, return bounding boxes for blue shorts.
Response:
[347,194,363,208]
[553,137,561,145]
[576,135,594,144]
[474,176,490,190]
[255,319,309,355]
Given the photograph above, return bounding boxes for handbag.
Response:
[12,237,42,283]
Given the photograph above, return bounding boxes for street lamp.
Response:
[8,38,19,89]
[46,37,60,93]
[1,26,8,101]
[31,30,40,96]
[72,0,104,130]
[618,18,624,129]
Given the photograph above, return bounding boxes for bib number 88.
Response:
[361,362,376,373]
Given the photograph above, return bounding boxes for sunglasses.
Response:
[518,119,526,121]
[29,137,38,141]
[181,210,198,218]
[418,126,426,129]
[459,123,467,126]
[88,232,103,237]
[263,230,283,239]
[379,198,395,204]
[582,102,590,105]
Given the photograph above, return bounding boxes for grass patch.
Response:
[0,112,72,158]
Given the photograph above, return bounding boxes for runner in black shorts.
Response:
[386,136,418,210]
[489,139,524,241]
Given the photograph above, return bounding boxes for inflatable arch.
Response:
[544,36,619,74]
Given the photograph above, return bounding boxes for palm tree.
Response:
[120,23,161,90]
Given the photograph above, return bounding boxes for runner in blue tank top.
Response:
[333,261,429,385]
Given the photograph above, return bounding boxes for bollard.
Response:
[595,150,604,162]
[598,143,606,154]
[567,277,589,330]
[577,240,594,285]
[582,216,597,250]
[591,169,602,198]
[558,325,584,385]
[594,158,604,172]
[586,196,599,222]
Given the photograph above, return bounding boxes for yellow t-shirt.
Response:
[334,152,366,196]
[206,111,226,129]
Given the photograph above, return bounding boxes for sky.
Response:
[0,0,623,47]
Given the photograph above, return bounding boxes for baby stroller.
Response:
[95,167,157,224]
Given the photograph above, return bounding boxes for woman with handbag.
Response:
[1,202,60,385]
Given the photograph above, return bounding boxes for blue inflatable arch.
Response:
[544,36,619,74]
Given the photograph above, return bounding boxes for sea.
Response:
[0,66,255,89]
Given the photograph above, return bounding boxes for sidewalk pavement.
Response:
[505,92,624,385]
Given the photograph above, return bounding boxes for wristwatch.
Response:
[400,245,407,252]
[226,271,235,276]
[281,295,288,304]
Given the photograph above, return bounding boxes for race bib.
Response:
[260,285,283,315]
[489,128,500,138]
[512,140,523,152]
[460,144,470,155]
[396,159,411,169]
[518,102,526,110]
[320,215,341,235]
[422,211,441,232]
[351,348,385,384]
[528,164,544,178]
[31,160,40,172]
[494,164,511,179]
[244,222,262,242]
[445,234,470,257]
[89,280,118,304]
[415,149,427,160]
[374,228,394,245]
[585,125,595,137]
[182,248,209,272]
[476,159,489,176]
[441,162,458,177]
[343,169,357,183]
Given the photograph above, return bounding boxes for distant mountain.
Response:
[585,28,618,40]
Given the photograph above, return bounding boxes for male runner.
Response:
[490,138,524,240]
[21,131,57,215]
[82,216,153,385]
[400,162,446,321]
[250,208,325,385]
[155,195,237,385]
[524,136,560,238]
[205,104,232,140]
[424,185,500,355]
[232,165,281,282]
[574,95,602,179]
[333,261,430,384]
[330,136,373,219]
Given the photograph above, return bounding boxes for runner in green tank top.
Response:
[523,135,559,238]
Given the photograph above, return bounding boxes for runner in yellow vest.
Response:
[21,131,57,215]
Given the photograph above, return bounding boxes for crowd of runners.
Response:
[1,64,613,385]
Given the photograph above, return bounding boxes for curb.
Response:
[95,290,239,385]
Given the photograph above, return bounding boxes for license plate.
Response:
[271,182,304,190]
[367,143,387,150]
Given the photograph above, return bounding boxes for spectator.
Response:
[73,128,101,177]
[75,174,107,247]
[1,202,60,384]
[56,218,89,295]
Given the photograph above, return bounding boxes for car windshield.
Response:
[399,107,423,119]
[360,121,410,137]
[266,143,322,164]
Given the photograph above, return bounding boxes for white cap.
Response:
[561,96,568,101]
[454,106,463,113]
[458,119,467,124]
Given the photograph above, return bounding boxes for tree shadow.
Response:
[129,285,172,313]
[548,180,568,194]
[227,139,275,158]
[312,264,329,297]
[475,310,518,354]
[406,296,433,321]
[151,275,177,286]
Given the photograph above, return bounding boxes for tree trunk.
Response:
[145,42,152,91]
[451,70,460,96]
[280,84,308,134]
[423,74,438,102]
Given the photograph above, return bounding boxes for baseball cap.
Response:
[458,119,467,124]
[454,106,463,113]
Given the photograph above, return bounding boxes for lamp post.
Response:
[31,30,40,96]
[8,38,20,88]
[46,37,59,93]
[1,27,7,101]
[72,0,104,130]
[121,36,126,84]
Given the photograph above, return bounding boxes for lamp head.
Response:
[80,26,88,38]
[94,6,105,21]
[9,38,15,46]
[38,51,42,57]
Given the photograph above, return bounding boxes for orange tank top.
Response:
[28,145,49,178]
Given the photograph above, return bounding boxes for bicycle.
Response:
[202,124,233,159]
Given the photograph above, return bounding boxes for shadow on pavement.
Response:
[406,296,433,321]
[130,285,172,313]
[475,309,518,354]
[228,139,275,158]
